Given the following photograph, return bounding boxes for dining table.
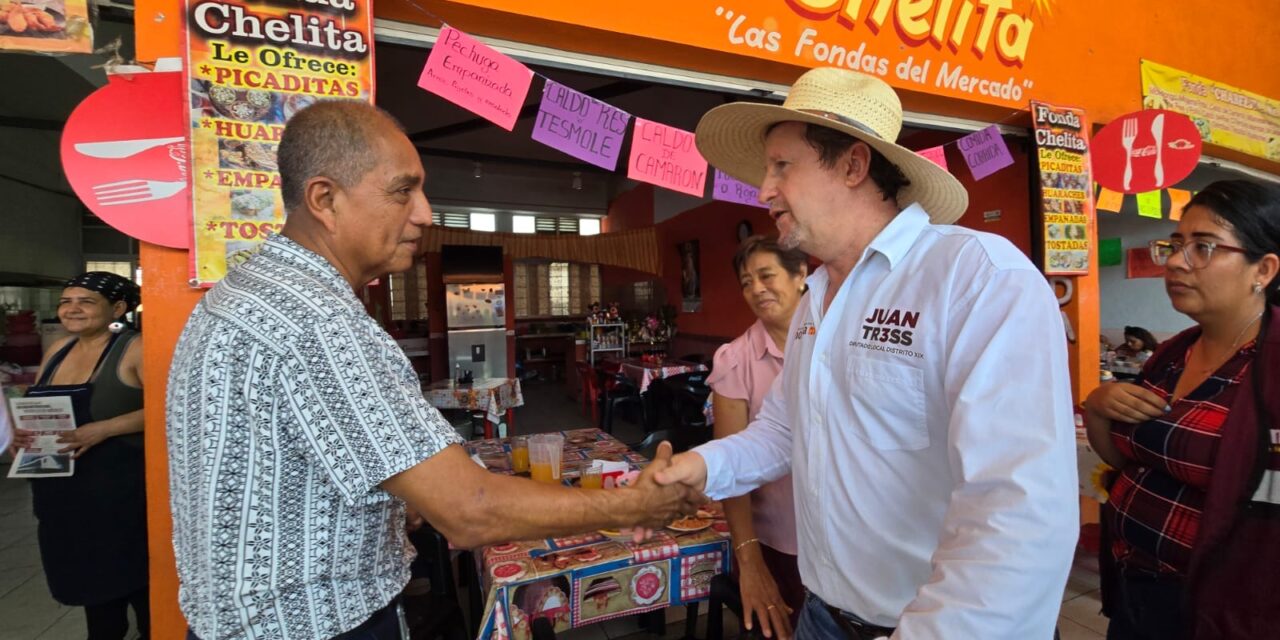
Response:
[422,377,524,438]
[462,428,732,640]
[615,357,708,394]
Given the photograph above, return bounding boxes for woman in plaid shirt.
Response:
[1085,179,1280,639]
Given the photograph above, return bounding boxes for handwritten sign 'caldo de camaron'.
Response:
[627,119,708,197]
[712,170,766,208]
[958,125,1014,181]
[531,80,632,170]
[419,26,533,131]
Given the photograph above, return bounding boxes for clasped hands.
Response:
[623,443,710,541]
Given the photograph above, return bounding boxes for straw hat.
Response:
[695,67,969,224]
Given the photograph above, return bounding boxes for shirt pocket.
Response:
[845,359,929,450]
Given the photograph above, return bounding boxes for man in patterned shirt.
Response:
[166,101,701,640]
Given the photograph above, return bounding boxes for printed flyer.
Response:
[184,0,375,286]
[6,396,76,479]
[1031,100,1093,276]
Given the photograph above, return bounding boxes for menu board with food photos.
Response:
[1031,100,1095,276]
[183,0,374,286]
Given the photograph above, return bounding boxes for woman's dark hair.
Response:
[732,235,809,281]
[1123,326,1159,352]
[1185,180,1280,306]
[1187,180,1280,491]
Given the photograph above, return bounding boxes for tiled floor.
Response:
[0,380,1108,639]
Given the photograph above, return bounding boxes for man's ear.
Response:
[843,141,873,188]
[303,176,340,233]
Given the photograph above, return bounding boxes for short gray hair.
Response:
[277,100,406,213]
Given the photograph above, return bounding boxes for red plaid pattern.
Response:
[626,532,679,563]
[1108,342,1256,575]
[680,551,723,601]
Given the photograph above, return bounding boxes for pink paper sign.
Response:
[711,170,766,208]
[957,125,1014,180]
[532,80,631,170]
[627,118,707,197]
[917,145,948,170]
[417,26,533,131]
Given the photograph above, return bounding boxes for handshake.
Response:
[614,442,713,539]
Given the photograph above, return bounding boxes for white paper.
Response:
[6,396,76,479]
[0,385,11,454]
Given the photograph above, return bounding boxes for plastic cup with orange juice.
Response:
[510,436,529,473]
[528,433,564,484]
[580,465,603,489]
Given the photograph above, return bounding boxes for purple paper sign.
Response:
[712,170,767,208]
[957,125,1014,180]
[531,80,631,171]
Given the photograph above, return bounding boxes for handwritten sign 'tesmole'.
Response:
[712,170,766,208]
[627,118,707,197]
[531,80,631,170]
[958,125,1014,181]
[917,145,948,170]
[417,25,533,131]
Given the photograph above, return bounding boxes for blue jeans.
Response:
[796,592,894,640]
[187,599,402,640]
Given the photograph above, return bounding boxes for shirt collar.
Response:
[865,203,930,270]
[258,233,362,310]
[746,319,785,362]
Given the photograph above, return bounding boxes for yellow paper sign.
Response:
[1136,191,1163,219]
[1096,186,1124,213]
[1166,188,1191,221]
[1142,59,1280,163]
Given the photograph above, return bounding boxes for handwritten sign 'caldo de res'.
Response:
[418,26,533,131]
[627,119,708,197]
[531,80,631,170]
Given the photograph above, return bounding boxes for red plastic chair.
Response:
[575,361,600,426]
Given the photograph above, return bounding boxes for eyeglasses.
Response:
[1148,239,1249,269]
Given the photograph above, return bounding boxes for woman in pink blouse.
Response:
[708,235,809,639]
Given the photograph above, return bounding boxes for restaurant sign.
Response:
[1030,100,1093,276]
[183,0,375,286]
[442,0,1044,108]
[1141,59,1280,163]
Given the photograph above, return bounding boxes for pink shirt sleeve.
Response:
[708,340,750,402]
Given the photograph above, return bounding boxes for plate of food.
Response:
[207,85,276,122]
[666,516,712,533]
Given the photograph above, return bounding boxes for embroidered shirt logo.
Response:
[794,322,816,340]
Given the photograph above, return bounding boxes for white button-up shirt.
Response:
[697,204,1079,638]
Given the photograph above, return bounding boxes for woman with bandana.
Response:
[11,271,148,640]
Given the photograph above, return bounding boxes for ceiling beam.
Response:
[408,79,647,143]
[0,116,64,131]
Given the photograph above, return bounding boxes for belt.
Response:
[809,592,896,640]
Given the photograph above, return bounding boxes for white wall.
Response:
[1097,212,1192,340]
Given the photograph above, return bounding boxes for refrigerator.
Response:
[445,283,507,380]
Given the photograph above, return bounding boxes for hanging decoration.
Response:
[531,79,631,170]
[418,25,533,132]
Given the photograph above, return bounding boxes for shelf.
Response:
[591,347,625,351]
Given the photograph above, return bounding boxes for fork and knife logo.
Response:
[1120,115,1168,191]
[74,136,188,206]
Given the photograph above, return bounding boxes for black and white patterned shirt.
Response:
[166,234,462,640]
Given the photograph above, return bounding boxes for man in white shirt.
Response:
[657,68,1079,639]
